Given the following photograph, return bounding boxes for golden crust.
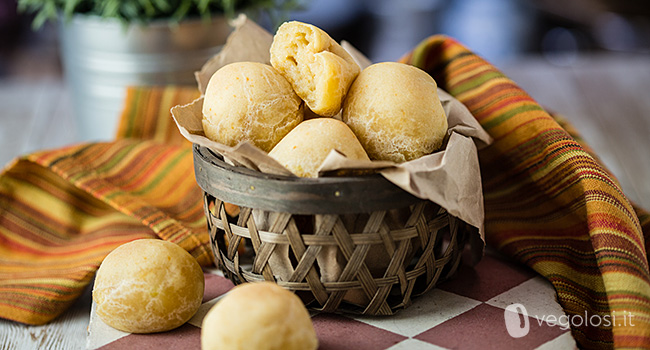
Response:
[202,62,303,152]
[92,239,204,333]
[269,118,369,177]
[201,282,318,350]
[342,62,448,163]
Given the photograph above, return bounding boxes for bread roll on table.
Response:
[202,62,303,152]
[342,62,448,163]
[92,239,204,333]
[201,282,318,350]
[270,21,360,117]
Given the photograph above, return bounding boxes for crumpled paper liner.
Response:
[171,15,493,293]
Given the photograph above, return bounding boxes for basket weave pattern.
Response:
[203,193,468,316]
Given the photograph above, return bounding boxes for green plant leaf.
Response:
[172,0,192,21]
[137,0,156,17]
[18,0,306,29]
[151,0,171,13]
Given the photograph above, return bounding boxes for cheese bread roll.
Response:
[270,21,360,117]
[342,62,448,163]
[269,118,369,178]
[202,62,303,152]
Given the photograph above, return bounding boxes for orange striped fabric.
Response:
[0,87,207,325]
[116,86,200,144]
[401,35,650,349]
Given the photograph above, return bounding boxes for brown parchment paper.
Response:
[171,15,492,250]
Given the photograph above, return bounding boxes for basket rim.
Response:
[196,144,385,183]
[193,145,423,214]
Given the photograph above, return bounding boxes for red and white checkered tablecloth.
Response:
[87,251,577,350]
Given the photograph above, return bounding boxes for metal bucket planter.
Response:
[59,15,231,141]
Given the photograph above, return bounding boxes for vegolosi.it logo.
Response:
[504,303,635,338]
[504,303,530,338]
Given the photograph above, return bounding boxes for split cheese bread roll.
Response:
[342,62,448,163]
[270,21,360,117]
[202,61,303,152]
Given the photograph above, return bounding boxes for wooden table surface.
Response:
[0,53,649,349]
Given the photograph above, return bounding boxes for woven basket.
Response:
[193,144,469,316]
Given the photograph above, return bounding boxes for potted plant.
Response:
[17,0,303,141]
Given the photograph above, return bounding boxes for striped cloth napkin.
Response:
[1,35,649,349]
[0,87,210,325]
[400,36,650,348]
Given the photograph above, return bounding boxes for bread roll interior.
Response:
[270,21,360,117]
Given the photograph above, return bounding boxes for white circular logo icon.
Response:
[504,303,530,338]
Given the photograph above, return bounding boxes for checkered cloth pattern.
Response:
[87,250,577,350]
[88,252,576,350]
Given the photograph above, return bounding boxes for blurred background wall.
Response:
[1,0,649,80]
[288,0,650,65]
